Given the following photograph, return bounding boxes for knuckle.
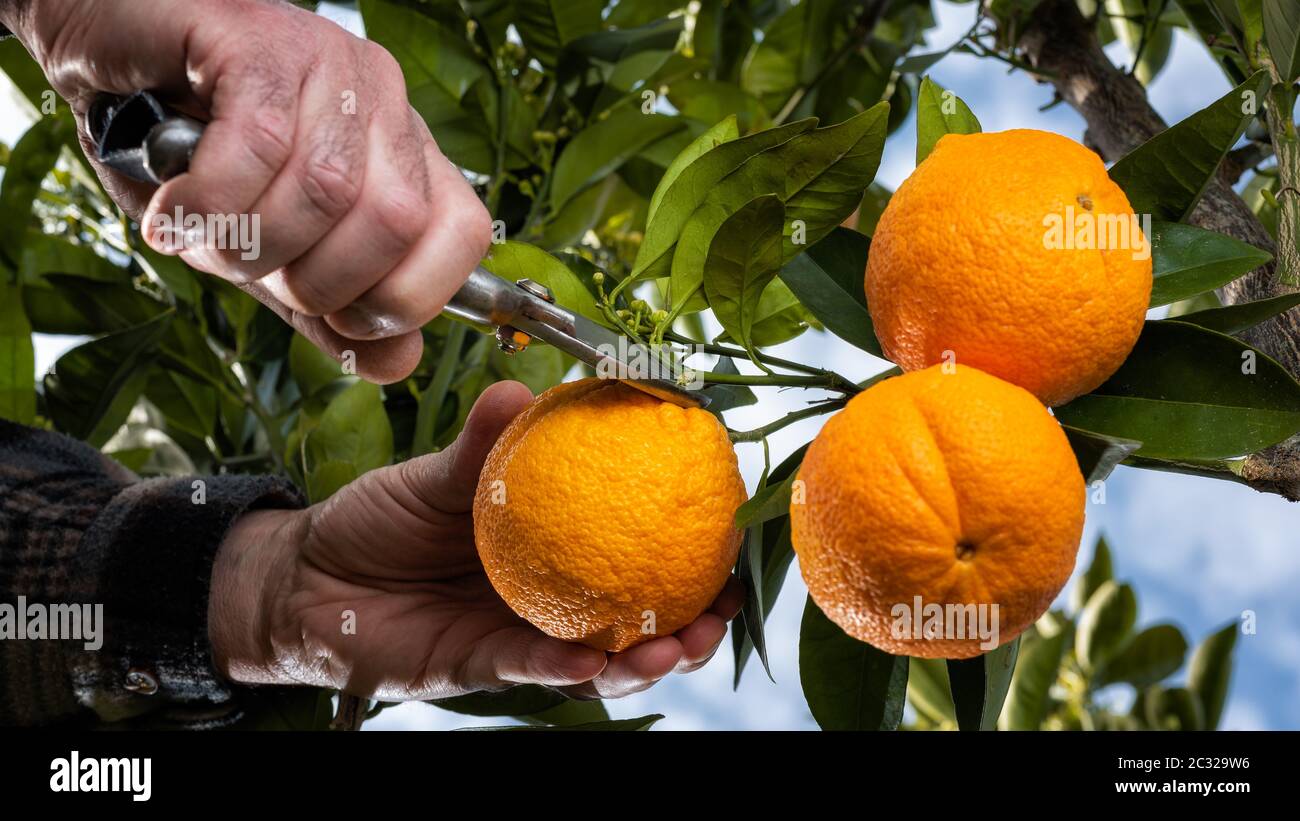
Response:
[370,188,429,251]
[454,200,493,258]
[365,41,406,88]
[297,150,361,221]
[240,110,295,178]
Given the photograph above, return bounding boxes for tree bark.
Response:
[1018,0,1300,500]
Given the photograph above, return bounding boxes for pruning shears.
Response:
[87,90,706,409]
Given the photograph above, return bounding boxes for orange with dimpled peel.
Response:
[474,378,746,652]
[790,364,1085,658]
[865,129,1152,407]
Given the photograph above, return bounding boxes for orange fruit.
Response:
[474,378,746,651]
[865,129,1152,407]
[790,365,1085,658]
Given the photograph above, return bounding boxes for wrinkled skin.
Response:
[4,0,489,382]
[210,382,744,701]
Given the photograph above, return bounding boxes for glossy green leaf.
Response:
[1076,580,1138,673]
[799,596,908,730]
[1148,221,1271,307]
[734,468,802,529]
[0,38,57,111]
[1071,534,1114,614]
[671,104,889,313]
[550,110,685,211]
[1063,425,1142,484]
[947,638,1019,731]
[516,698,610,726]
[700,356,758,415]
[568,17,684,114]
[666,80,770,134]
[1264,0,1300,81]
[429,685,566,717]
[514,0,604,68]
[734,522,772,680]
[740,0,838,111]
[43,312,174,447]
[304,380,393,502]
[647,116,740,227]
[915,76,981,165]
[714,279,814,347]
[1095,623,1187,687]
[908,657,956,725]
[0,283,36,425]
[360,0,493,172]
[1054,320,1300,459]
[704,195,786,356]
[1173,292,1300,335]
[1000,627,1066,730]
[289,332,344,399]
[1108,70,1271,221]
[1187,621,1238,730]
[631,118,815,283]
[733,515,797,687]
[480,241,606,327]
[780,227,880,356]
[0,114,75,258]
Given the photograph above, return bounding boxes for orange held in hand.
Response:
[474,378,746,652]
[866,129,1152,407]
[790,365,1085,659]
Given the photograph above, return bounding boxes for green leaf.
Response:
[666,79,770,134]
[0,38,58,111]
[799,596,908,730]
[1076,580,1138,673]
[289,332,344,399]
[1054,320,1300,460]
[647,116,740,226]
[670,103,889,313]
[947,639,1020,731]
[43,312,174,447]
[631,118,815,283]
[704,195,786,356]
[699,355,757,414]
[1144,685,1205,730]
[480,241,606,327]
[907,657,956,725]
[1062,425,1142,484]
[1095,624,1188,687]
[1000,627,1067,730]
[514,0,605,68]
[568,17,685,115]
[733,516,797,686]
[304,380,393,502]
[0,114,75,259]
[1149,221,1271,307]
[460,714,663,731]
[1108,70,1272,221]
[1071,534,1114,614]
[1264,0,1300,81]
[1187,621,1238,730]
[915,76,981,165]
[734,522,772,680]
[0,282,36,425]
[740,0,838,111]
[714,278,814,347]
[429,685,565,717]
[779,227,881,356]
[550,110,686,211]
[734,467,802,529]
[360,0,493,172]
[1173,292,1300,335]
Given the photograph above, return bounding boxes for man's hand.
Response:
[208,381,744,701]
[5,0,490,382]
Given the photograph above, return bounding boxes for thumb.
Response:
[403,380,534,514]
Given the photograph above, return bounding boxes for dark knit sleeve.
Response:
[0,419,304,727]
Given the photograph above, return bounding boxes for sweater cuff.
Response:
[71,474,304,727]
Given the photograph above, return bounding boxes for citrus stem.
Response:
[729,401,845,443]
[665,332,861,392]
[701,371,841,390]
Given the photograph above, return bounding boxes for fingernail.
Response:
[333,304,403,339]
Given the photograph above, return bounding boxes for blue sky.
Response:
[4,1,1295,730]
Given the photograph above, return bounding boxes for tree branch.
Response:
[1017,0,1300,500]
